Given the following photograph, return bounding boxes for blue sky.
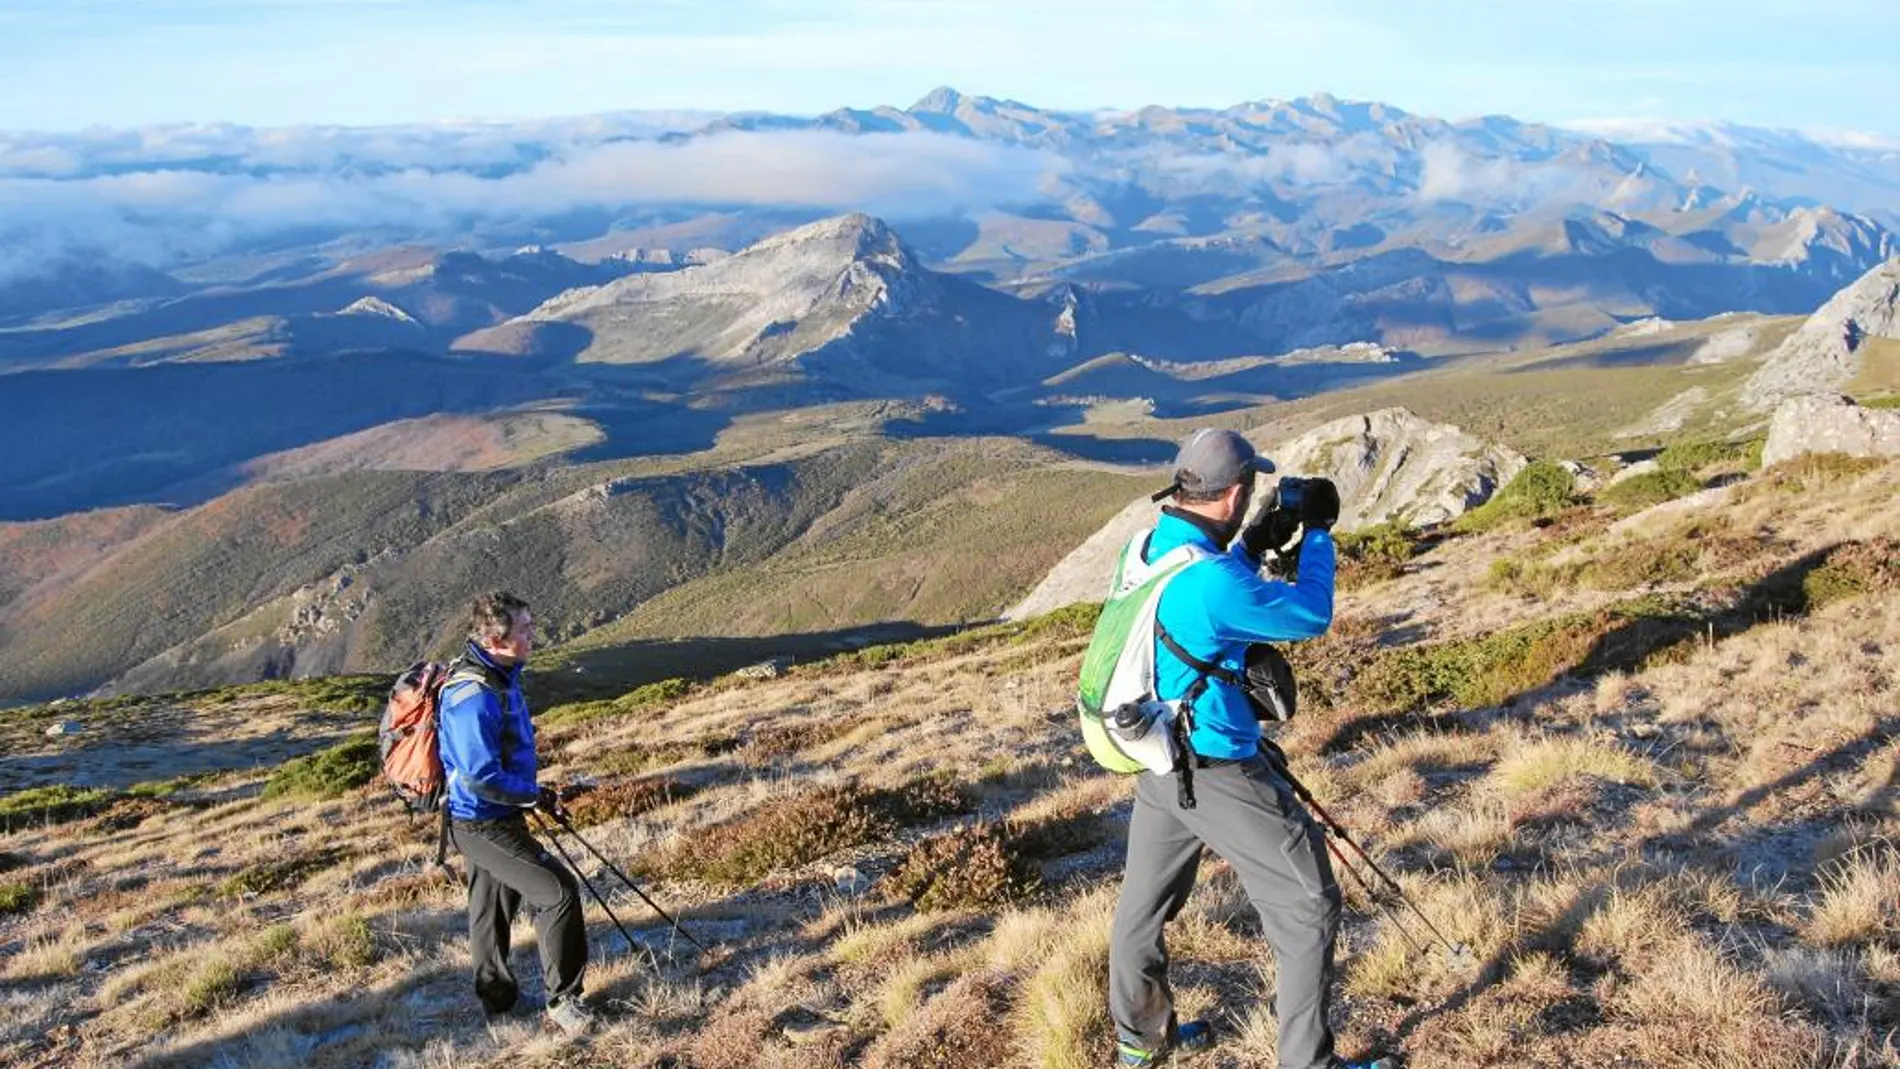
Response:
[3,0,1897,136]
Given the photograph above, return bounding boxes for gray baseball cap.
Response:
[1153,428,1274,501]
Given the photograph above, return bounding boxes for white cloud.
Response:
[0,127,1062,282]
[1416,142,1521,202]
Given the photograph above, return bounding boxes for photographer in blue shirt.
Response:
[1109,430,1389,1069]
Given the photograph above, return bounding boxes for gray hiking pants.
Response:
[1109,755,1342,1069]
[451,815,588,1014]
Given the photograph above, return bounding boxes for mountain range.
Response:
[7,90,1900,701]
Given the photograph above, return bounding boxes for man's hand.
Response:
[1300,478,1341,532]
[1241,507,1302,560]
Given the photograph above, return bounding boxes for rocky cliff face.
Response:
[1006,409,1523,618]
[1761,394,1900,466]
[1743,257,1900,409]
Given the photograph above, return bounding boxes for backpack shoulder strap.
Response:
[442,655,508,698]
[1155,622,1243,689]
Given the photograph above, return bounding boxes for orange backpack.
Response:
[378,661,453,814]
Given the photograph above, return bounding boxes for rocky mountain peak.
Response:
[748,212,909,266]
[334,296,418,323]
[910,86,967,114]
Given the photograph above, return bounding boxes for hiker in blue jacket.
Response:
[1108,429,1393,1069]
[438,591,593,1037]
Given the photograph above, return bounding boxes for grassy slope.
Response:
[570,447,1152,644]
[0,428,1141,704]
[1052,316,1789,462]
[3,457,1896,1067]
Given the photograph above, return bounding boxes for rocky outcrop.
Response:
[1761,394,1900,466]
[1743,257,1900,410]
[1006,409,1523,619]
[1268,408,1527,529]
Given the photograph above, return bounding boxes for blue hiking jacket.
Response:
[437,642,538,821]
[1148,508,1336,760]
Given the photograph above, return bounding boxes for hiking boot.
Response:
[1116,1019,1213,1066]
[545,997,596,1037]
[1336,1056,1402,1069]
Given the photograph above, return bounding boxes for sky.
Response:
[4,0,1898,137]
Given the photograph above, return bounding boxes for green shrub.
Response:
[0,785,114,831]
[263,733,379,800]
[1356,613,1610,712]
[1336,521,1419,585]
[1486,558,1525,587]
[1012,601,1103,644]
[207,675,388,713]
[884,822,1039,911]
[1801,538,1900,610]
[1598,469,1704,510]
[1454,461,1577,533]
[253,923,301,962]
[125,772,216,799]
[650,776,973,886]
[216,849,340,898]
[1654,438,1763,474]
[178,958,242,1020]
[540,676,694,728]
[0,881,39,915]
[316,914,376,969]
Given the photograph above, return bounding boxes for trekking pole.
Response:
[1266,751,1467,960]
[530,811,644,957]
[1322,832,1429,956]
[548,809,709,955]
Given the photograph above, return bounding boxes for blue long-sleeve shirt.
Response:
[1149,508,1335,760]
[437,642,538,821]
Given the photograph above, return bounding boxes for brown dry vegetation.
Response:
[3,456,1899,1068]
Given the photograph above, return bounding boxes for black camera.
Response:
[1269,475,1310,515]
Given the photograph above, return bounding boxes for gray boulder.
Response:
[1744,257,1900,410]
[1761,394,1900,466]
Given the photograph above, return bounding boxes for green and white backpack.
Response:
[1075,533,1216,775]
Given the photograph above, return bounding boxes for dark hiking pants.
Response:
[450,815,588,1013]
[1109,754,1343,1069]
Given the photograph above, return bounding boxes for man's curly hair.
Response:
[468,590,530,645]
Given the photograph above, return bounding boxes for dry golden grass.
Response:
[1807,844,1900,948]
[3,456,1898,1068]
